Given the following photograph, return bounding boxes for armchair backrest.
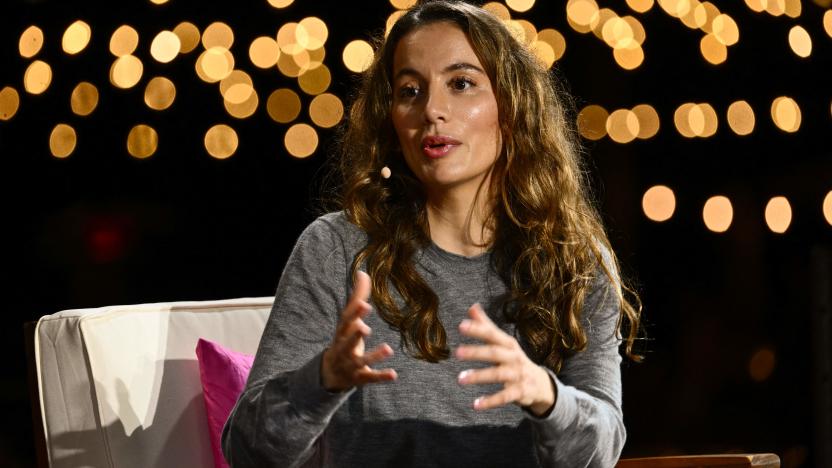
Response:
[33,298,273,468]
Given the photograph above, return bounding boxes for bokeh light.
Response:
[110,55,144,89]
[110,25,139,57]
[197,47,234,82]
[771,97,801,133]
[577,104,609,141]
[765,196,792,234]
[700,33,727,64]
[626,0,654,13]
[62,20,92,55]
[267,88,302,123]
[632,104,660,139]
[71,82,99,116]
[0,87,21,121]
[204,124,239,159]
[299,17,328,50]
[643,185,676,222]
[150,30,181,63]
[19,25,44,58]
[823,191,832,226]
[24,60,52,94]
[342,40,374,73]
[788,25,812,57]
[613,43,645,70]
[749,348,776,382]
[202,22,234,49]
[536,28,566,64]
[277,49,309,77]
[506,0,535,13]
[144,77,176,110]
[249,36,280,69]
[298,64,332,95]
[703,195,733,233]
[674,103,697,138]
[824,10,832,38]
[268,0,294,7]
[727,100,755,136]
[567,0,600,34]
[712,14,740,45]
[390,0,416,8]
[309,93,344,128]
[127,124,158,159]
[49,124,77,158]
[606,109,639,143]
[284,123,319,158]
[483,2,512,20]
[387,11,407,36]
[784,0,801,18]
[220,70,254,104]
[224,89,259,119]
[173,22,201,54]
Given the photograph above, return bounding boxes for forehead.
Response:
[392,21,483,74]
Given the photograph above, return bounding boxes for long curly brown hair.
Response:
[332,0,642,372]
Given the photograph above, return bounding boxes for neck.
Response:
[425,182,493,258]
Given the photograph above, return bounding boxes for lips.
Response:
[421,135,462,159]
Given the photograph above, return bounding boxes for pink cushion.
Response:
[196,338,254,468]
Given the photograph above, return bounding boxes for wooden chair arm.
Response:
[616,453,780,468]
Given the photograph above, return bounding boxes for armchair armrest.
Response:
[617,454,780,468]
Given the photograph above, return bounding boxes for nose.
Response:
[423,86,449,124]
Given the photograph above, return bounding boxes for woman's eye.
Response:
[450,77,474,91]
[398,85,419,98]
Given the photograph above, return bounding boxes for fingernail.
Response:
[473,397,482,409]
[459,319,471,332]
[458,370,471,383]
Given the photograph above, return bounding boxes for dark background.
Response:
[2,0,830,466]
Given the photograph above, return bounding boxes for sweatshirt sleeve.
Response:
[526,247,627,468]
[221,216,355,468]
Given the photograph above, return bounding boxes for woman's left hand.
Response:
[456,303,556,417]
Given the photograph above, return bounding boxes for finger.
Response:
[362,343,394,367]
[337,300,371,335]
[335,320,370,355]
[355,368,398,385]
[459,305,515,347]
[457,365,517,385]
[473,386,522,411]
[455,344,516,363]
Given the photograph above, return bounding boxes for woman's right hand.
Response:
[321,271,398,392]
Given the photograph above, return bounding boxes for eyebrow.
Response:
[393,62,485,81]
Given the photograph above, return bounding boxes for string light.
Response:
[49,124,77,158]
[19,25,44,58]
[110,55,144,89]
[703,195,733,233]
[173,22,201,53]
[24,60,52,94]
[765,196,792,234]
[71,82,99,116]
[626,0,654,13]
[267,89,301,123]
[0,87,21,120]
[224,89,259,119]
[506,0,536,14]
[298,64,332,95]
[62,20,91,55]
[110,25,139,57]
[749,348,776,382]
[577,105,609,141]
[309,93,344,128]
[606,109,639,143]
[727,100,755,136]
[202,22,234,50]
[823,191,832,226]
[204,124,238,159]
[284,123,319,158]
[788,26,812,58]
[643,185,676,222]
[771,97,801,133]
[144,77,176,110]
[150,31,181,63]
[342,40,374,73]
[127,124,158,159]
[249,36,280,69]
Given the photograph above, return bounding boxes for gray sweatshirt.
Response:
[222,212,626,467]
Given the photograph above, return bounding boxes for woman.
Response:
[223,1,641,466]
